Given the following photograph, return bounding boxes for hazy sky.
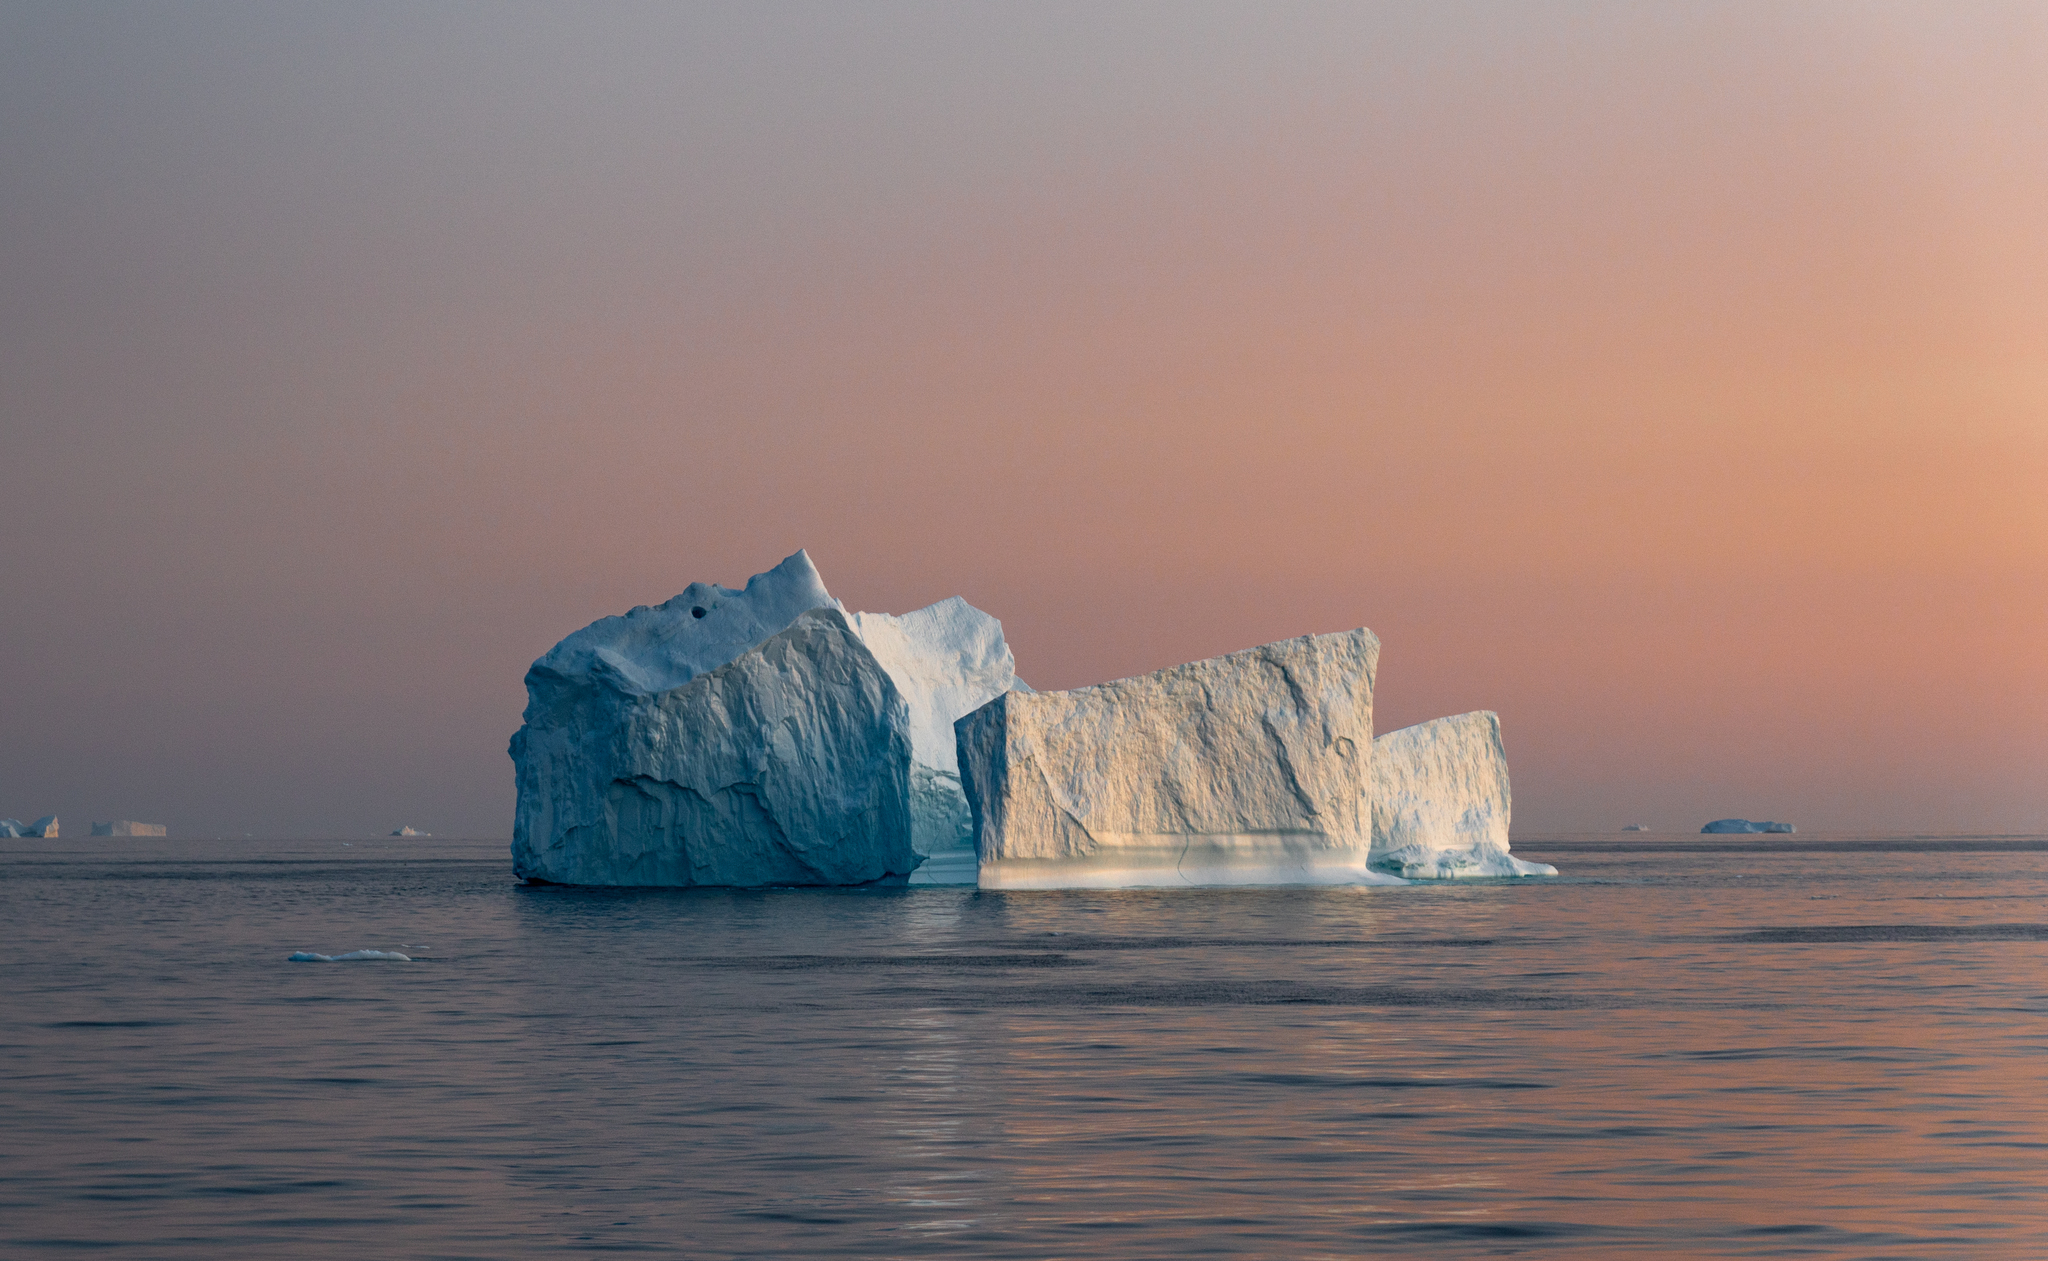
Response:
[3,2,2043,838]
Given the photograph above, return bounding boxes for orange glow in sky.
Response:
[1,3,2042,834]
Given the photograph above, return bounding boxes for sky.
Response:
[2,1,2043,838]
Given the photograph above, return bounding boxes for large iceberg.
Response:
[955,630,1402,888]
[509,551,1017,887]
[1702,818,1796,834]
[513,605,917,885]
[1369,712,1554,878]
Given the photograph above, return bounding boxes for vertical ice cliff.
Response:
[512,606,918,886]
[1369,712,1554,877]
[847,598,1020,884]
[509,551,1017,887]
[955,630,1402,888]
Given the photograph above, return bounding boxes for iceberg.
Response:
[508,551,1019,887]
[91,821,167,837]
[25,815,57,839]
[956,630,1402,888]
[0,819,21,838]
[1701,818,1795,834]
[390,826,429,837]
[512,606,918,886]
[847,598,1020,884]
[1369,712,1554,878]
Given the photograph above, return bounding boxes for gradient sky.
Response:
[3,2,2043,838]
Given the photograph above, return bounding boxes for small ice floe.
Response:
[288,949,412,962]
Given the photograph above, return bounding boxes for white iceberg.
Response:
[956,630,1401,888]
[25,815,57,839]
[847,598,1021,884]
[91,821,167,837]
[1701,818,1795,834]
[508,551,1019,887]
[1369,712,1554,878]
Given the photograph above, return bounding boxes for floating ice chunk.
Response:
[91,821,167,837]
[1701,818,1796,834]
[288,949,412,962]
[1370,712,1555,878]
[957,630,1400,888]
[0,819,21,838]
[390,826,429,837]
[24,815,58,838]
[1621,823,1651,832]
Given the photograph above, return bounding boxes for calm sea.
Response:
[3,834,2044,1258]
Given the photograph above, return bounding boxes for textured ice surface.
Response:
[848,598,1019,883]
[0,820,20,838]
[91,821,167,837]
[956,630,1402,889]
[1702,818,1796,834]
[1370,712,1554,878]
[510,551,1018,888]
[511,607,917,887]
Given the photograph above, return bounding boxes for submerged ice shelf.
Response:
[508,550,1556,889]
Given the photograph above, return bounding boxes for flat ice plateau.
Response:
[957,630,1399,888]
[1703,818,1796,834]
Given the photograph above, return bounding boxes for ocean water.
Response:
[3,835,2044,1259]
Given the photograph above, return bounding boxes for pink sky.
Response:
[2,3,2042,836]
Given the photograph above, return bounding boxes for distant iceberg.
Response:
[1701,818,1796,834]
[390,826,429,837]
[7,815,59,838]
[91,821,167,837]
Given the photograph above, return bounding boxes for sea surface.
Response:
[3,834,2045,1258]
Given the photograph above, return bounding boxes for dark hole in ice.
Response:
[692,606,707,618]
